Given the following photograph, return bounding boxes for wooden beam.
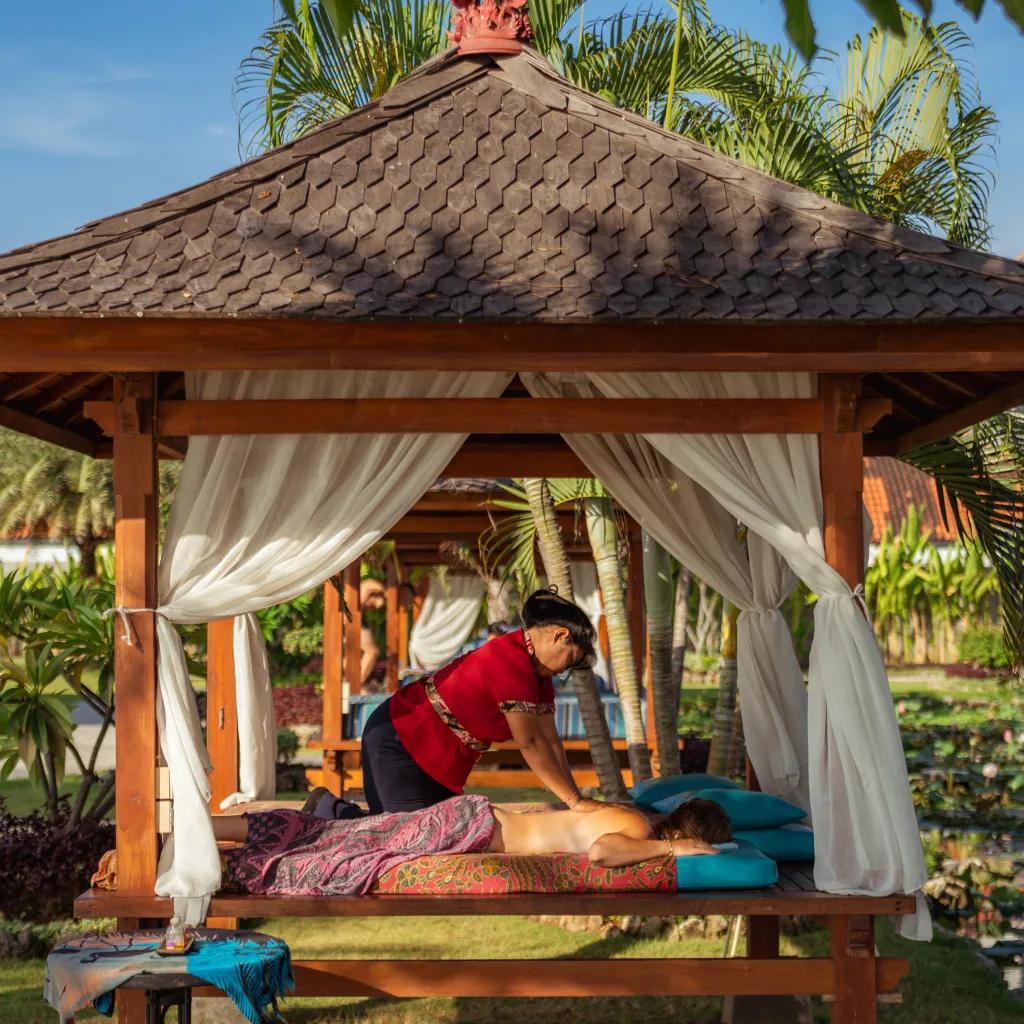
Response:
[443,440,590,478]
[0,402,97,455]
[192,957,838,999]
[343,563,362,696]
[75,886,919,919]
[821,375,865,588]
[112,374,159,895]
[5,317,1024,372]
[894,377,1024,454]
[83,398,829,436]
[206,618,238,811]
[385,560,400,692]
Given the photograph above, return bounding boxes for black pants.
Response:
[360,697,456,814]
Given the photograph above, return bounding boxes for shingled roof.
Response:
[2,46,1024,322]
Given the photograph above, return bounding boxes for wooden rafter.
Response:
[0,371,62,403]
[0,403,97,456]
[895,378,1024,454]
[28,372,107,413]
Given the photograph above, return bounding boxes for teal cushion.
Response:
[652,788,807,829]
[733,823,814,862]
[629,774,741,809]
[674,839,778,890]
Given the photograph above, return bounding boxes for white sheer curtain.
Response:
[409,573,487,670]
[521,379,807,809]
[151,369,511,921]
[522,370,928,940]
[568,561,614,690]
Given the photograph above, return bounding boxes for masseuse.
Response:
[360,588,603,814]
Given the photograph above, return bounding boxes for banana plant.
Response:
[0,640,76,818]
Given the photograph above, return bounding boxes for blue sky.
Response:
[2,1,1022,256]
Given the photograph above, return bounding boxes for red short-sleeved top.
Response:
[389,629,556,793]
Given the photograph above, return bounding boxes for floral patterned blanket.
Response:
[226,794,494,895]
[372,851,676,894]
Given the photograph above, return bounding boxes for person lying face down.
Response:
[490,795,734,868]
[211,795,734,888]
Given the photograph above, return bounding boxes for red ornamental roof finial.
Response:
[448,0,533,54]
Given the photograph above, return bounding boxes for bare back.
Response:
[489,804,652,855]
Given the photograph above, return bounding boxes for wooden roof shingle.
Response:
[3,47,1024,322]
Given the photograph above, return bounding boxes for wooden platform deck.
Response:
[74,865,915,919]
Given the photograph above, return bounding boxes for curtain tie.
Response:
[103,606,163,647]
[851,584,868,616]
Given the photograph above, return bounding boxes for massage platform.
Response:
[75,870,912,1017]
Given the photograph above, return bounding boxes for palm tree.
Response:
[643,530,679,777]
[518,479,629,800]
[671,564,692,688]
[583,496,651,783]
[0,430,180,577]
[706,598,739,777]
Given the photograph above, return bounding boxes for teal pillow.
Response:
[652,788,806,829]
[733,823,814,862]
[629,773,741,809]
[674,839,777,891]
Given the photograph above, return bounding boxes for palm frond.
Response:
[901,411,1024,676]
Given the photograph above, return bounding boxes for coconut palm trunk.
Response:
[671,565,692,687]
[643,531,679,777]
[584,496,652,784]
[523,479,627,801]
[707,599,739,777]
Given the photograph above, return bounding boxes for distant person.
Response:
[358,578,386,687]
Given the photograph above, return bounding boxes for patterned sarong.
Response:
[226,794,495,895]
[44,929,293,1024]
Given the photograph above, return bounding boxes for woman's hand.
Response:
[568,797,605,813]
[670,838,719,857]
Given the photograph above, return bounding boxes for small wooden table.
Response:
[119,972,202,1024]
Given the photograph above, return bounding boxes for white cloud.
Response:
[0,51,153,157]
[0,92,124,157]
[202,124,227,137]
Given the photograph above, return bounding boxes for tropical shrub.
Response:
[0,796,114,922]
[957,628,1008,670]
[276,726,301,765]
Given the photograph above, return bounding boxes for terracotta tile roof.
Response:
[863,456,958,544]
[2,48,1024,321]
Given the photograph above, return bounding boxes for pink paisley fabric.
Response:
[225,794,495,895]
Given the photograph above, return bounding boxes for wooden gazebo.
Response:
[3,10,1024,1021]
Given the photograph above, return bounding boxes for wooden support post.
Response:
[828,915,876,1024]
[746,916,780,959]
[412,575,429,625]
[206,618,238,811]
[113,375,159,1024]
[820,375,865,589]
[343,563,362,696]
[821,378,872,1022]
[745,755,761,792]
[321,580,344,796]
[398,579,411,675]
[385,560,400,692]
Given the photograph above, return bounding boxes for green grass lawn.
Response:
[2,916,1019,1024]
[0,778,106,819]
